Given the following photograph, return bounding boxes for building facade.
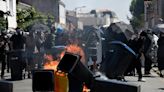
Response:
[66,9,118,30]
[20,0,66,25]
[77,9,117,27]
[0,0,17,29]
[157,0,164,20]
[144,0,164,29]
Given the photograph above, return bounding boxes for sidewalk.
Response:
[0,70,33,92]
[125,68,164,92]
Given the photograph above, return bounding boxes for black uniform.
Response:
[9,32,26,80]
[126,37,143,79]
[141,32,152,74]
[0,33,7,78]
[157,33,164,76]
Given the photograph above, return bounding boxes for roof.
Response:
[17,2,31,10]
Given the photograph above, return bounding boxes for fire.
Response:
[43,44,88,92]
[61,44,86,64]
[44,61,59,71]
[44,44,86,71]
[44,54,59,71]
[83,85,90,92]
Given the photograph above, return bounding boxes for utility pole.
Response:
[74,6,86,17]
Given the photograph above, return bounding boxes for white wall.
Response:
[0,0,7,12]
[8,0,17,29]
[0,0,17,29]
[59,4,66,25]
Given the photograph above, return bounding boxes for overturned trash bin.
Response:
[10,50,26,80]
[57,52,94,92]
[100,41,137,80]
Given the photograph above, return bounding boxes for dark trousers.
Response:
[0,54,6,77]
[6,52,10,72]
[144,55,152,74]
[26,53,35,77]
[125,55,142,79]
[135,58,142,79]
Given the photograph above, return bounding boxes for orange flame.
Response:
[61,44,86,64]
[44,44,86,71]
[43,44,89,92]
[44,61,59,71]
[83,85,90,92]
[44,54,59,71]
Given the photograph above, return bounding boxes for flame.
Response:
[44,54,54,61]
[83,85,90,92]
[44,44,86,70]
[44,61,59,71]
[43,44,89,92]
[44,54,59,71]
[61,44,86,64]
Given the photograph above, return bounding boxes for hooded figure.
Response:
[157,32,164,77]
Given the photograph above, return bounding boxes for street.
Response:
[126,68,164,92]
[0,0,164,92]
[0,67,164,92]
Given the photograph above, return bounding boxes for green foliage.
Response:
[130,0,144,31]
[0,17,7,31]
[0,5,55,32]
[17,7,55,31]
[130,0,144,18]
[130,14,144,30]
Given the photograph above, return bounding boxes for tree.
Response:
[130,0,144,31]
[0,3,55,32]
[17,6,54,31]
[0,11,7,32]
[0,17,7,31]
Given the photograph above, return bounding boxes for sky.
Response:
[62,0,132,24]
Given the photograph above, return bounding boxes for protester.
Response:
[9,28,26,79]
[10,28,26,51]
[25,31,36,78]
[44,26,56,55]
[127,34,145,82]
[0,31,8,79]
[35,31,45,69]
[157,32,164,77]
[140,30,153,75]
[5,33,10,73]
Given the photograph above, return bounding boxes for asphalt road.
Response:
[0,68,164,92]
[125,68,164,92]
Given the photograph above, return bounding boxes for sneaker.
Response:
[138,78,146,82]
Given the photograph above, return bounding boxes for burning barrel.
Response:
[41,44,92,92]
[57,52,93,92]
